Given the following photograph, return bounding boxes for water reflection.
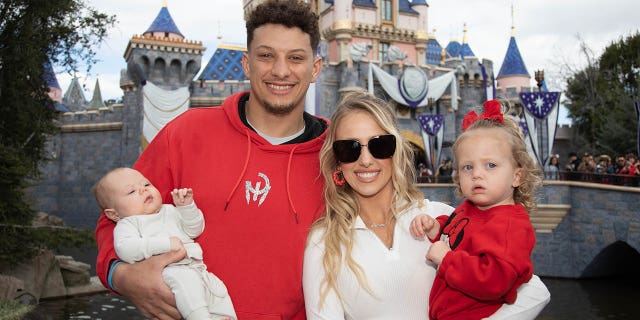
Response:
[26,276,640,319]
[26,293,143,320]
[538,276,640,319]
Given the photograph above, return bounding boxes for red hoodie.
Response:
[96,92,328,319]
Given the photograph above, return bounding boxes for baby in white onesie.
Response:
[94,167,236,320]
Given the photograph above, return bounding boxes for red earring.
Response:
[333,169,346,186]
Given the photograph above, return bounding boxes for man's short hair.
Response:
[245,0,320,55]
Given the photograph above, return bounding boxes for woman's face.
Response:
[335,111,394,204]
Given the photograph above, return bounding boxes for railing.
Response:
[417,171,640,187]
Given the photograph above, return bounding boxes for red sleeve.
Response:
[438,213,534,302]
[94,127,176,289]
[95,213,117,290]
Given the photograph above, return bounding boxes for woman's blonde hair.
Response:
[452,110,542,212]
[310,90,424,306]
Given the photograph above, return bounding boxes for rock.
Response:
[0,274,24,300]
[32,212,65,227]
[0,250,66,302]
[56,255,90,286]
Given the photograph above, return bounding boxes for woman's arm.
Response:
[483,275,551,320]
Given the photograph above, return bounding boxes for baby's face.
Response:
[104,168,163,219]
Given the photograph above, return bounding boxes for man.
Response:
[95,1,326,319]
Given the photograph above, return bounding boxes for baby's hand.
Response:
[410,214,439,240]
[426,240,451,266]
[169,236,185,252]
[171,188,193,206]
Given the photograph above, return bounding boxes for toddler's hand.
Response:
[169,236,185,253]
[171,188,193,206]
[426,240,451,266]
[410,214,438,239]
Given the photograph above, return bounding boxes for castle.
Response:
[32,0,564,228]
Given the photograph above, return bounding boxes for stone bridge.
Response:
[419,181,640,278]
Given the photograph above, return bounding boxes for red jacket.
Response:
[96,92,328,319]
[429,200,535,320]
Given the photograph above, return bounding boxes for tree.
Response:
[564,32,640,156]
[0,0,115,265]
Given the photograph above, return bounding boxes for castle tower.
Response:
[120,1,205,153]
[87,79,106,110]
[495,7,531,98]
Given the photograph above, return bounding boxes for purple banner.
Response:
[418,114,444,136]
[519,92,560,120]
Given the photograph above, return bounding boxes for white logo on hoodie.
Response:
[246,172,271,206]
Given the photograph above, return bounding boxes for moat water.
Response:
[26,276,640,320]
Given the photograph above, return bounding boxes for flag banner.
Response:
[418,114,444,137]
[418,114,444,173]
[519,116,538,165]
[519,92,560,120]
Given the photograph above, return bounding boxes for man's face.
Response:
[242,23,322,116]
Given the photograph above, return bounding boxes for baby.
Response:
[94,167,236,320]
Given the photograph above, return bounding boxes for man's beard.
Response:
[264,101,297,116]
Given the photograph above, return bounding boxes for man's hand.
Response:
[111,249,185,319]
[410,214,440,240]
[171,188,194,206]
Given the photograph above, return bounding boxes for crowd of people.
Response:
[547,152,640,186]
[419,151,640,187]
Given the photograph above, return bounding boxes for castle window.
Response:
[381,0,393,22]
[379,42,389,62]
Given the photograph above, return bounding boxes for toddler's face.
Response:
[104,168,163,219]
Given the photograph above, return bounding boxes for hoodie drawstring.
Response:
[286,145,300,224]
[224,130,252,211]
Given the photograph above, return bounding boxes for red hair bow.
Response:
[462,100,504,131]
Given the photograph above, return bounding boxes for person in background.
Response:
[436,158,453,183]
[410,100,544,319]
[94,1,327,318]
[544,154,560,180]
[94,168,236,320]
[303,93,550,319]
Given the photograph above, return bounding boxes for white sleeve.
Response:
[303,230,346,320]
[113,219,171,264]
[483,275,551,320]
[175,202,205,238]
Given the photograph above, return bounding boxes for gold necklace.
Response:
[370,223,386,228]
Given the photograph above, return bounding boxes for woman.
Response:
[302,91,550,319]
[544,155,560,180]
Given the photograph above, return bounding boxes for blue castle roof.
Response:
[199,45,246,81]
[445,40,461,59]
[497,36,529,78]
[411,0,428,5]
[399,0,418,14]
[145,6,183,37]
[460,43,475,58]
[351,0,376,8]
[43,61,60,89]
[426,38,442,65]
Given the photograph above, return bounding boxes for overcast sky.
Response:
[58,0,639,123]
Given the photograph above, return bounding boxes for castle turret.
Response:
[411,0,429,66]
[120,1,206,156]
[122,1,205,90]
[496,7,531,97]
[87,79,106,110]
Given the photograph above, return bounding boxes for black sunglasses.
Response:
[333,134,396,163]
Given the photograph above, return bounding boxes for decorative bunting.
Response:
[519,92,560,120]
[418,114,444,137]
